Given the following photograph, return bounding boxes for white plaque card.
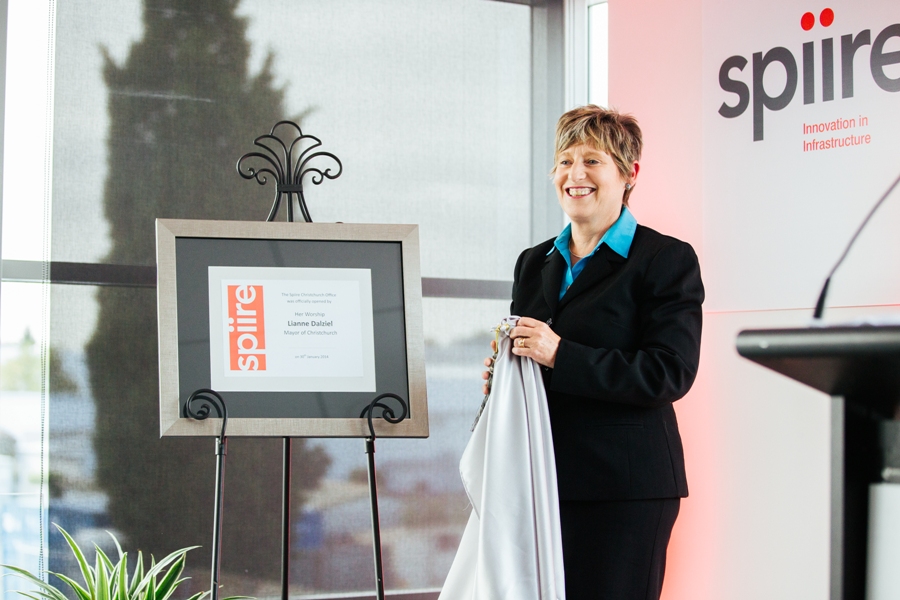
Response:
[208,266,377,392]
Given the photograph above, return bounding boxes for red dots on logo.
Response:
[801,12,815,30]
[802,8,834,30]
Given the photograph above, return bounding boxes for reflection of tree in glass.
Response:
[84,0,329,584]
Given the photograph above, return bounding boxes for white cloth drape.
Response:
[439,317,565,600]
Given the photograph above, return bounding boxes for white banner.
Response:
[702,0,900,311]
[207,266,377,393]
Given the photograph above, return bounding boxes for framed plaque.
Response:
[156,219,427,438]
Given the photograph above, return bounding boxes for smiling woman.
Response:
[553,144,638,254]
[491,105,705,600]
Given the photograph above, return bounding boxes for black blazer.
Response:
[511,225,704,501]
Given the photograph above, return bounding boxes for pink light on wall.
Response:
[607,0,704,256]
[607,1,710,598]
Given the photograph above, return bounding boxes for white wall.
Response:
[609,1,900,598]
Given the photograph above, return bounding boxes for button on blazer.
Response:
[511,224,704,501]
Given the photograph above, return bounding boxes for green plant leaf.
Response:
[133,547,197,598]
[160,577,192,600]
[53,525,96,597]
[96,543,116,575]
[129,551,144,596]
[142,571,155,600]
[18,593,64,600]
[137,554,156,598]
[95,549,110,600]
[5,586,65,600]
[116,553,129,600]
[48,571,91,600]
[109,531,125,561]
[181,591,254,600]
[1,565,69,600]
[107,558,122,600]
[12,592,51,600]
[152,553,184,600]
[19,593,69,600]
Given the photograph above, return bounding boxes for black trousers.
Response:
[559,498,681,600]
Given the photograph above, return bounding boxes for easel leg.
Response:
[282,437,292,600]
[365,437,386,600]
[211,436,227,600]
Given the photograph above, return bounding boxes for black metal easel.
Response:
[227,121,408,600]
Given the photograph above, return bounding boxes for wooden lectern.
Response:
[736,325,900,600]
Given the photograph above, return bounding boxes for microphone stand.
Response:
[812,169,900,320]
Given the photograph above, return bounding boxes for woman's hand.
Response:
[481,339,497,396]
[510,317,560,368]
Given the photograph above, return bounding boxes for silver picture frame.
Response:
[156,218,427,438]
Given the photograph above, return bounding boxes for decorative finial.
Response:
[236,120,343,222]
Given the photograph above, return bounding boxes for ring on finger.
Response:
[518,338,525,348]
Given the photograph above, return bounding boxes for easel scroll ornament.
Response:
[235,120,343,223]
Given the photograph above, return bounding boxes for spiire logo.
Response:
[227,284,267,371]
[717,8,900,141]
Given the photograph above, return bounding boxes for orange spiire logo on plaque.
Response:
[227,284,267,371]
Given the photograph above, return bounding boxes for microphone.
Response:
[812,169,900,320]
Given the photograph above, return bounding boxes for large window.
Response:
[0,0,566,597]
[588,0,609,107]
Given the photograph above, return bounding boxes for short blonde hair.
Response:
[553,105,642,204]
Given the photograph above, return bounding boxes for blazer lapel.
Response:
[541,251,566,318]
[557,245,626,313]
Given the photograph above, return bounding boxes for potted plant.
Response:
[2,524,250,600]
